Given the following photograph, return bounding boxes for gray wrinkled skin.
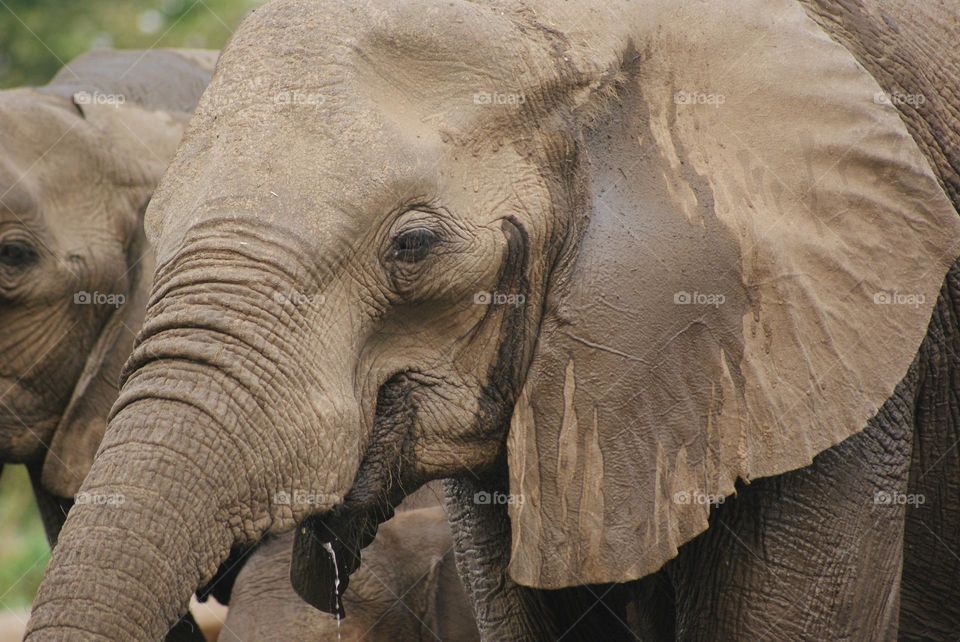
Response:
[23,1,960,641]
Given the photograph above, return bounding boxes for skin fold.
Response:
[22,1,960,640]
[0,48,215,641]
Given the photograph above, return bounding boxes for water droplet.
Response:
[322,541,342,636]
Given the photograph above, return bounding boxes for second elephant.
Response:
[0,46,216,540]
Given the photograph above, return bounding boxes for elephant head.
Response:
[0,48,214,536]
[27,0,960,639]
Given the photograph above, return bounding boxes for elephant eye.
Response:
[0,240,38,268]
[391,228,439,263]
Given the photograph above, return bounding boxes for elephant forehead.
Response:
[199,0,551,142]
[153,0,569,239]
[0,101,96,222]
[0,95,75,160]
[0,95,134,268]
[0,93,109,184]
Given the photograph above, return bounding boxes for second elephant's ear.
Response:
[506,1,960,588]
[41,224,155,497]
[39,96,187,497]
[69,94,190,184]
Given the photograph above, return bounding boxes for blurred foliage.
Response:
[0,465,48,610]
[0,0,265,88]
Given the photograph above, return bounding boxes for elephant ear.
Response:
[67,95,190,184]
[39,98,184,498]
[42,223,155,497]
[506,0,960,588]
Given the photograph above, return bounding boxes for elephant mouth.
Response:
[291,372,419,617]
[291,500,394,618]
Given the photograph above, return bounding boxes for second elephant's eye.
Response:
[0,240,38,269]
[392,228,439,263]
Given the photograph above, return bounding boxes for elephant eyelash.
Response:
[391,227,441,263]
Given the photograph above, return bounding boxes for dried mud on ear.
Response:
[508,55,750,587]
[507,0,960,589]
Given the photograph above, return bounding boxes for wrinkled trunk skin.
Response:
[25,395,234,640]
[26,233,358,640]
[444,474,553,641]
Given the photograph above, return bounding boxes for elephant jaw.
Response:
[291,501,395,618]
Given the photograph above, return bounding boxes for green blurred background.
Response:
[0,467,47,611]
[0,0,261,611]
[0,0,262,88]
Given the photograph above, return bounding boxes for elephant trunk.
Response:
[25,242,363,639]
[24,394,235,640]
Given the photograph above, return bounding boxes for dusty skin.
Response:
[22,0,960,640]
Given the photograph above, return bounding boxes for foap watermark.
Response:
[674,90,725,107]
[275,91,325,107]
[874,491,925,506]
[74,291,125,308]
[674,290,725,307]
[273,490,340,507]
[873,91,926,107]
[473,491,524,506]
[474,290,525,307]
[75,491,125,507]
[473,91,526,106]
[74,90,126,108]
[274,291,325,307]
[673,490,725,506]
[873,291,925,307]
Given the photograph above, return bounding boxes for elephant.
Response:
[0,48,216,640]
[220,504,479,641]
[24,0,960,640]
[0,47,216,538]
